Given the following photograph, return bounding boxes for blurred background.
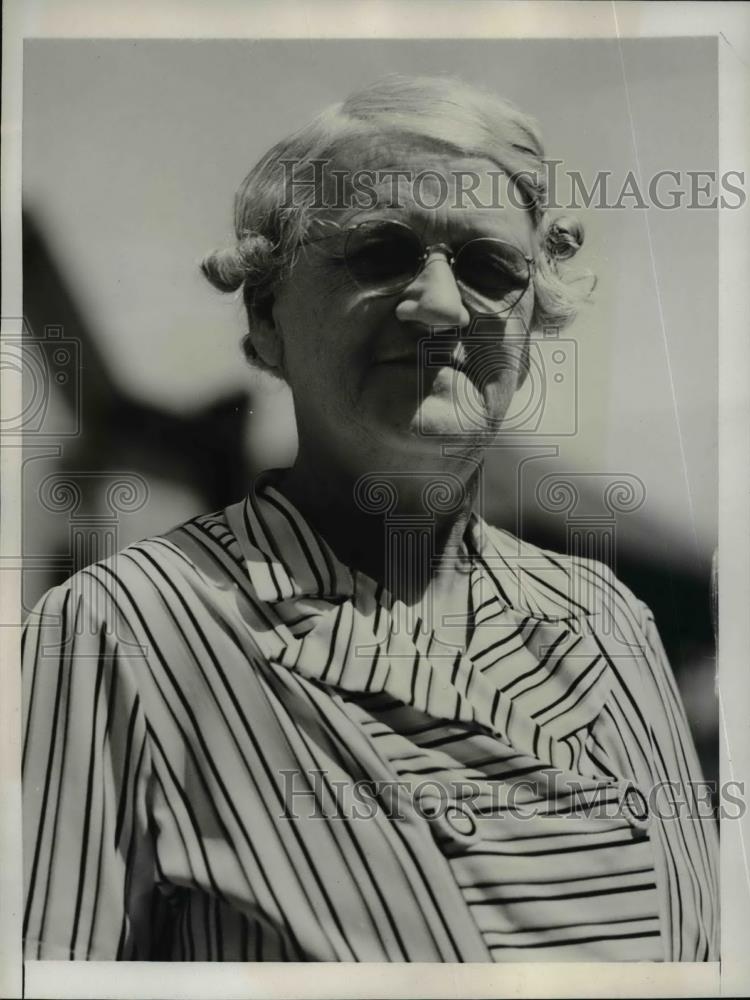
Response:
[21,38,718,787]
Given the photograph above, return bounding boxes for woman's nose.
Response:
[394,252,471,328]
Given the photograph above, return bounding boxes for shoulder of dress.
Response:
[480,521,647,620]
[30,507,240,613]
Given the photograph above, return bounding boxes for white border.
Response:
[717,13,750,998]
[2,2,748,998]
[22,960,720,1000]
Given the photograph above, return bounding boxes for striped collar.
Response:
[221,480,616,767]
[226,476,591,622]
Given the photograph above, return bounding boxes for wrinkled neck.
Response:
[266,458,480,604]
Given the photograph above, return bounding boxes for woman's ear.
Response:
[246,293,285,372]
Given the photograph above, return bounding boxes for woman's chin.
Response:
[364,402,493,458]
[409,395,492,441]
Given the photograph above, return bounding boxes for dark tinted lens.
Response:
[345,221,422,288]
[454,238,530,304]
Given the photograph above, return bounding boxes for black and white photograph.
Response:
[2,2,749,997]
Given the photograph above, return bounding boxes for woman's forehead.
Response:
[324,157,534,244]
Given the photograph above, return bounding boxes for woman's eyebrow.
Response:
[419,213,535,253]
[321,205,533,255]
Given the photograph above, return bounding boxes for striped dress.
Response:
[21,482,719,962]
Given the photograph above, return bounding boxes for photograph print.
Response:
[18,36,723,963]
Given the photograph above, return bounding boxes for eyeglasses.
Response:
[302,218,535,317]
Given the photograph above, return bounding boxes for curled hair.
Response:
[533,215,594,330]
[201,234,275,294]
[201,75,594,372]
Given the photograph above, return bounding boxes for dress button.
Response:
[419,795,480,845]
[445,804,477,838]
[619,784,650,833]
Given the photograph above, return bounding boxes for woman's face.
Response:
[257,155,537,476]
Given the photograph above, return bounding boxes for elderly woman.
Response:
[22,75,718,962]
